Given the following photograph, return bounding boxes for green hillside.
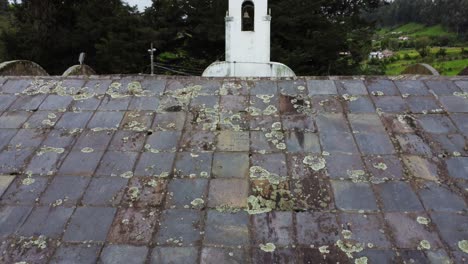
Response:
[378,23,455,38]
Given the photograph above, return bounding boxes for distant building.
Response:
[398,36,409,41]
[369,50,394,60]
[203,0,295,77]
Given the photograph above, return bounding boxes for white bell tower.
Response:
[225,0,270,63]
[203,0,295,77]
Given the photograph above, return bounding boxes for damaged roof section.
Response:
[0,75,467,263]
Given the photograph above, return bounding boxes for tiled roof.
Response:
[0,75,467,263]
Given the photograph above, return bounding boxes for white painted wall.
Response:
[203,61,295,77]
[226,0,270,63]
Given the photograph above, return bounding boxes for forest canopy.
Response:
[0,0,430,76]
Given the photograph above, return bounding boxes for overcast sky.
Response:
[125,0,152,11]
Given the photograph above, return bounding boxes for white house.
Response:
[203,0,295,77]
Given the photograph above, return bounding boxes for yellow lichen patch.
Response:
[347,170,367,183]
[303,156,326,171]
[336,240,364,258]
[416,216,430,225]
[127,187,140,201]
[120,171,134,179]
[216,204,241,213]
[458,240,468,253]
[318,245,330,254]
[355,256,368,264]
[259,243,276,252]
[453,92,468,99]
[342,94,358,102]
[36,146,64,156]
[342,230,353,240]
[418,240,431,250]
[81,147,94,153]
[256,94,275,104]
[372,91,385,96]
[373,162,387,171]
[190,198,205,209]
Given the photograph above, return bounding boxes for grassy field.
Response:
[378,23,455,38]
[385,57,468,76]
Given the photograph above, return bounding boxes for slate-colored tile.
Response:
[108,207,158,244]
[24,111,62,129]
[440,95,468,113]
[42,129,77,148]
[40,176,90,206]
[445,157,468,180]
[0,111,31,128]
[253,212,294,246]
[63,207,116,242]
[339,213,391,248]
[145,131,181,151]
[354,250,398,264]
[208,179,249,208]
[250,116,281,131]
[1,176,48,205]
[204,210,250,247]
[250,131,276,153]
[0,94,17,111]
[134,152,175,177]
[348,113,386,133]
[122,177,167,208]
[212,152,249,179]
[129,96,160,111]
[430,133,466,154]
[252,248,296,264]
[109,131,147,152]
[417,114,458,134]
[366,79,399,96]
[82,177,128,206]
[400,250,429,263]
[100,245,148,264]
[18,206,74,237]
[0,205,32,237]
[285,131,320,153]
[431,212,468,251]
[336,80,367,95]
[73,130,114,151]
[202,248,248,264]
[71,97,102,111]
[1,79,31,94]
[298,247,349,264]
[316,113,351,133]
[307,80,337,95]
[363,155,404,181]
[251,153,288,176]
[375,182,423,212]
[331,181,378,211]
[154,209,202,246]
[296,212,340,245]
[165,179,208,209]
[395,80,429,96]
[50,244,101,264]
[8,128,46,149]
[374,96,408,112]
[0,148,35,174]
[311,95,343,113]
[150,247,198,264]
[347,96,376,113]
[55,112,93,129]
[220,95,248,112]
[180,131,216,152]
[326,154,366,180]
[425,80,461,96]
[396,134,432,155]
[0,129,16,150]
[417,182,466,212]
[95,151,138,176]
[87,111,124,129]
[39,95,73,110]
[98,96,131,111]
[152,112,186,131]
[0,175,15,197]
[385,212,442,249]
[405,96,441,113]
[58,150,104,176]
[174,152,213,178]
[216,131,249,152]
[354,133,395,155]
[9,95,46,111]
[402,155,439,181]
[251,80,278,95]
[281,114,316,131]
[121,111,154,131]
